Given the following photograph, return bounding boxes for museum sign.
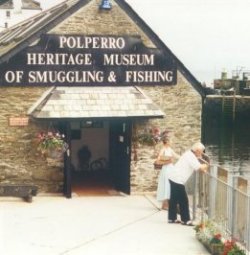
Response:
[0,34,177,86]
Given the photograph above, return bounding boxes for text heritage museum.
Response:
[1,34,177,86]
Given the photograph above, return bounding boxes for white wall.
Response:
[0,0,65,32]
[0,9,41,32]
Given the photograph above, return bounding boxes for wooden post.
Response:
[233,93,236,121]
[64,121,72,198]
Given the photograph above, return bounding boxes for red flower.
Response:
[152,127,160,136]
[215,233,222,239]
[223,239,236,255]
[210,233,223,244]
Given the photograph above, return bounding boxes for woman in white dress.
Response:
[156,137,180,210]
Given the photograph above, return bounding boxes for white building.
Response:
[0,0,41,32]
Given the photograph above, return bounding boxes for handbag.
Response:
[154,159,168,170]
[154,154,172,169]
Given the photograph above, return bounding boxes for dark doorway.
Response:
[64,119,132,197]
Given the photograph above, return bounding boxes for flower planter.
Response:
[195,232,202,242]
[46,149,64,167]
[47,149,64,160]
[195,232,224,255]
[209,243,224,255]
[194,221,246,255]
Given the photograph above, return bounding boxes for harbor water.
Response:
[203,117,250,176]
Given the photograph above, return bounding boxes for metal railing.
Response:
[188,165,250,253]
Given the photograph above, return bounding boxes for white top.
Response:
[158,147,179,161]
[163,147,175,158]
[168,150,201,184]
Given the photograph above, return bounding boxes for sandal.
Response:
[181,221,194,226]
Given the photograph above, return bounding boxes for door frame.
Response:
[63,118,132,197]
[109,119,132,194]
[63,122,72,198]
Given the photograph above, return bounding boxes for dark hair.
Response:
[162,136,169,144]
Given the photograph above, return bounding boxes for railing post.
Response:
[192,171,198,221]
[208,165,217,218]
[193,166,250,253]
[229,174,237,236]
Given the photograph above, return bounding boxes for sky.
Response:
[39,0,250,86]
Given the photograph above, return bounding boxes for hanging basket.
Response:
[46,149,64,167]
[47,149,64,160]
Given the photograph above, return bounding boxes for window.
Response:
[6,11,10,18]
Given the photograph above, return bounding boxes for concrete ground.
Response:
[0,194,209,255]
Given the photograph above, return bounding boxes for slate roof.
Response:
[0,0,206,96]
[0,0,41,10]
[28,86,165,119]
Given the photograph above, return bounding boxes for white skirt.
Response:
[156,163,174,201]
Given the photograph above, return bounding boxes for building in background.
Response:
[213,70,250,96]
[0,0,41,31]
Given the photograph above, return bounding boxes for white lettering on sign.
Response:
[103,54,154,66]
[1,35,177,86]
[27,53,92,65]
[59,36,126,49]
[125,71,174,83]
[28,71,104,83]
[5,71,24,83]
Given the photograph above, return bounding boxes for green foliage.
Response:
[135,127,169,146]
[37,131,65,154]
[194,220,246,255]
[223,240,247,255]
[210,233,223,245]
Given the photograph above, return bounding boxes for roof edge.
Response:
[0,0,91,64]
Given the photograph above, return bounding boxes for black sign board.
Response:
[0,34,177,86]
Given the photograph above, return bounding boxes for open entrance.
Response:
[65,119,131,197]
[28,86,164,198]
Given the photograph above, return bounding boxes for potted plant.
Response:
[194,222,205,241]
[194,220,215,248]
[223,240,246,255]
[209,233,224,255]
[132,125,169,162]
[36,131,68,159]
[135,126,169,146]
[194,221,246,255]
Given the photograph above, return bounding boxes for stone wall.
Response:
[130,71,202,194]
[0,87,64,193]
[0,74,202,195]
